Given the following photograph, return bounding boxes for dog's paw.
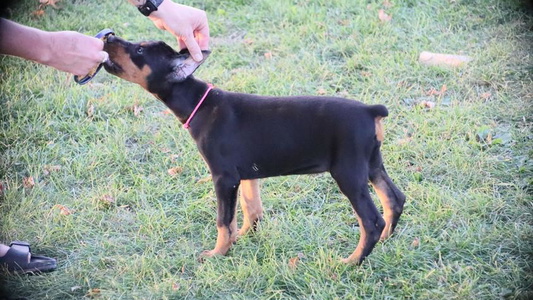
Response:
[340,256,363,265]
[237,227,250,238]
[197,249,222,263]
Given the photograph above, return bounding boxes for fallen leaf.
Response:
[243,38,254,45]
[133,104,144,117]
[43,165,62,176]
[160,148,171,154]
[264,52,273,59]
[40,0,60,9]
[87,103,95,118]
[378,9,392,22]
[411,237,420,247]
[168,166,183,176]
[53,204,73,216]
[418,51,472,67]
[288,253,305,270]
[383,0,393,8]
[480,92,492,100]
[101,194,115,205]
[31,9,45,17]
[288,257,300,270]
[197,175,212,184]
[361,71,372,77]
[85,288,101,298]
[172,283,180,291]
[161,109,173,115]
[23,176,35,188]
[426,84,447,97]
[419,100,436,109]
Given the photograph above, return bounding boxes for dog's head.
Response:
[103,35,210,90]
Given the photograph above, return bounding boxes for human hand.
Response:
[148,0,210,62]
[44,31,107,76]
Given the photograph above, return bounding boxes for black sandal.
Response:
[0,241,56,274]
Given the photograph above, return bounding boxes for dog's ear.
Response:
[168,50,211,82]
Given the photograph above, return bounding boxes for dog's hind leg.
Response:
[201,174,240,258]
[331,163,385,265]
[238,179,263,237]
[368,145,406,241]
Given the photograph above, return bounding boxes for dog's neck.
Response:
[150,76,212,125]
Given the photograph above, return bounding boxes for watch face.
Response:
[139,0,159,16]
[149,0,164,8]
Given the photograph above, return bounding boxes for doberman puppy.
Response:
[103,35,406,264]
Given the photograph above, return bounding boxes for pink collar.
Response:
[183,83,214,129]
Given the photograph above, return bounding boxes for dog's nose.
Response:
[106,34,116,43]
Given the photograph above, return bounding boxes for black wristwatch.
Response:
[138,0,164,16]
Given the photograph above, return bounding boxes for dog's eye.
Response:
[136,47,144,55]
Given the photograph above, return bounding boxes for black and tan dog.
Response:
[103,35,406,264]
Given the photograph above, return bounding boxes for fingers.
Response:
[99,51,109,63]
[71,37,106,76]
[181,33,203,62]
[147,2,210,62]
[195,22,210,51]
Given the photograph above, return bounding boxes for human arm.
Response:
[127,0,209,62]
[0,18,106,76]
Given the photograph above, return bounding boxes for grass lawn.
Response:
[1,0,532,299]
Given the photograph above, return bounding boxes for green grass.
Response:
[1,0,532,299]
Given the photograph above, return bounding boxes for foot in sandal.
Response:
[0,241,56,274]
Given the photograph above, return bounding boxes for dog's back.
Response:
[193,91,388,179]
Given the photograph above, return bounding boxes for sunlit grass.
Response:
[1,0,531,299]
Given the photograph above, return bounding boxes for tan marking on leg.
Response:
[201,211,238,258]
[372,179,395,240]
[341,217,368,265]
[375,117,384,142]
[238,179,263,236]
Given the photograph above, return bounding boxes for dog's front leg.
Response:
[201,175,239,258]
[238,179,263,237]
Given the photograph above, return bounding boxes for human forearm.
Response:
[0,19,54,65]
[0,18,106,76]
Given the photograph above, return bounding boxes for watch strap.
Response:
[138,0,164,16]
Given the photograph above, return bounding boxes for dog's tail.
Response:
[368,104,388,118]
[368,105,388,142]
